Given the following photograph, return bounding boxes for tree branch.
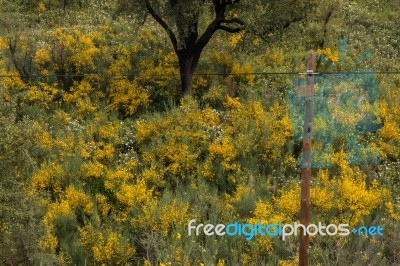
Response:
[283,16,304,29]
[219,18,245,33]
[169,0,177,7]
[222,18,245,25]
[145,0,178,53]
[319,3,337,49]
[191,19,220,55]
[212,0,228,19]
[191,0,243,55]
[218,25,243,33]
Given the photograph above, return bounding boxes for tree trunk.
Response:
[178,54,194,96]
[178,49,202,96]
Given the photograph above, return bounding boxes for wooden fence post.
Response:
[299,50,316,266]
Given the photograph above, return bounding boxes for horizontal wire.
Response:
[0,71,399,78]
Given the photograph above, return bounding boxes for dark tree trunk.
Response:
[178,55,193,96]
[178,51,201,96]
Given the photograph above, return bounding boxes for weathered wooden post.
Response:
[299,50,316,266]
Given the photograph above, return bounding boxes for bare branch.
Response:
[283,16,303,29]
[191,19,220,55]
[218,25,243,33]
[192,0,243,54]
[222,18,245,25]
[145,0,178,52]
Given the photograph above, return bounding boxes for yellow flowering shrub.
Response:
[311,173,334,211]
[52,28,100,73]
[0,37,7,50]
[107,57,131,76]
[261,48,284,67]
[39,231,58,252]
[81,161,105,178]
[107,78,149,116]
[137,51,180,97]
[104,167,134,191]
[134,98,216,183]
[63,80,93,103]
[224,98,293,171]
[278,255,299,266]
[133,198,190,237]
[0,58,26,99]
[385,201,400,221]
[247,200,274,255]
[95,194,112,218]
[116,180,152,208]
[377,89,400,160]
[209,136,238,171]
[37,2,46,12]
[161,142,199,176]
[26,82,59,108]
[316,47,339,66]
[226,183,253,205]
[33,48,51,67]
[229,31,245,47]
[32,162,65,193]
[337,176,386,223]
[274,184,301,220]
[211,52,255,85]
[135,120,159,144]
[94,142,115,162]
[79,224,135,265]
[231,62,255,85]
[65,186,94,215]
[269,150,391,225]
[43,200,72,227]
[264,103,293,162]
[39,199,74,252]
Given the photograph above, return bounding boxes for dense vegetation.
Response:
[0,0,399,265]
